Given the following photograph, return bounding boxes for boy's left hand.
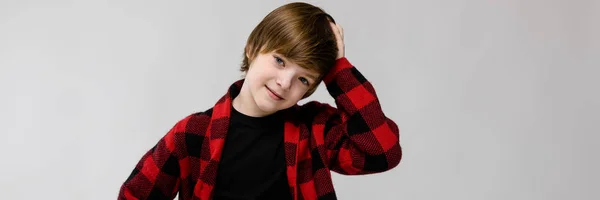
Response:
[330,22,345,59]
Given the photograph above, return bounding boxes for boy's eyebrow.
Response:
[305,72,319,81]
[273,53,291,63]
[298,66,319,81]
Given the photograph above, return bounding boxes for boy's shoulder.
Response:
[292,100,338,122]
[170,107,215,136]
[298,100,331,111]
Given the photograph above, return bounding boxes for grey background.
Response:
[1,0,598,199]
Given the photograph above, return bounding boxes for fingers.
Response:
[337,23,344,40]
[329,22,345,59]
[330,22,343,42]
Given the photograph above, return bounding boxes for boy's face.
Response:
[238,51,320,116]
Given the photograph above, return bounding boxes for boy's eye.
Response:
[274,56,285,66]
[299,77,310,85]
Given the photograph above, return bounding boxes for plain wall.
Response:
[1,0,598,199]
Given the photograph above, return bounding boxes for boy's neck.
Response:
[232,89,273,118]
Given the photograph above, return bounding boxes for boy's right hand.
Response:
[330,22,345,60]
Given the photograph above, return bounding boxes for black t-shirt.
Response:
[212,107,293,200]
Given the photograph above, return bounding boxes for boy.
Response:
[118,2,401,200]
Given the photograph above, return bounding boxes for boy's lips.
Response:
[266,86,285,100]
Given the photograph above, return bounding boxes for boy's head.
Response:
[235,2,339,116]
[241,2,338,94]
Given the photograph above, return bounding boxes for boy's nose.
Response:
[276,71,293,90]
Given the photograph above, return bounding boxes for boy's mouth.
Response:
[266,86,285,100]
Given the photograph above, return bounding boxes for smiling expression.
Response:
[233,51,321,117]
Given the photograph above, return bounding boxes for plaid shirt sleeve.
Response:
[118,115,192,199]
[315,57,402,175]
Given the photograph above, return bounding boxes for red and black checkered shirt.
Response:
[118,57,402,200]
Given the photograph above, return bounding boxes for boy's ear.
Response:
[245,46,250,59]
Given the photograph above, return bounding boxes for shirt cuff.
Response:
[323,57,352,84]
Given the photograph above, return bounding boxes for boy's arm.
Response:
[314,57,402,175]
[118,116,191,199]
